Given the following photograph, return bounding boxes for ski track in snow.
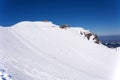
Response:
[9,29,101,80]
[9,27,105,79]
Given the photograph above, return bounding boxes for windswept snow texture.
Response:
[0,69,13,80]
[116,47,120,53]
[0,21,119,80]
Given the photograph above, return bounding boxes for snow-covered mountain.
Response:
[0,21,119,80]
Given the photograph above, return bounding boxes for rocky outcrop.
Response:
[80,31,100,44]
[59,24,70,29]
[59,25,100,44]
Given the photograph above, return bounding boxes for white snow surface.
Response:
[0,21,119,80]
[115,47,120,53]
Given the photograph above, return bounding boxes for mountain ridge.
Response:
[8,21,101,44]
[0,21,119,80]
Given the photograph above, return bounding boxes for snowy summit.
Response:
[0,21,120,80]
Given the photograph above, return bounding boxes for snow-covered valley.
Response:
[0,21,119,80]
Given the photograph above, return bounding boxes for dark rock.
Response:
[60,24,70,29]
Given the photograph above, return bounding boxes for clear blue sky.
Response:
[0,0,120,35]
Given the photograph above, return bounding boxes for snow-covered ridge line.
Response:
[8,21,100,44]
[12,21,59,28]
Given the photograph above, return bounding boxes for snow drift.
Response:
[0,21,119,80]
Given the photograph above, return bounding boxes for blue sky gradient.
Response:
[0,0,120,35]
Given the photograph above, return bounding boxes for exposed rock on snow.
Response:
[80,31,100,44]
[59,24,70,29]
[67,27,100,44]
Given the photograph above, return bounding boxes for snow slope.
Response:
[0,21,119,80]
[115,47,120,53]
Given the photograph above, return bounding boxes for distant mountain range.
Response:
[99,35,120,48]
[99,35,120,42]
